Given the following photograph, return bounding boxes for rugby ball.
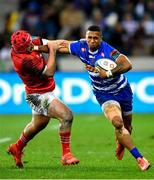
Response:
[95,58,117,71]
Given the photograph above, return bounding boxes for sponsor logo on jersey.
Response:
[101,52,105,57]
[81,48,86,52]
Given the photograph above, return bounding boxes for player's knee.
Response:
[112,116,123,129]
[62,110,73,125]
[61,109,73,121]
[125,125,133,134]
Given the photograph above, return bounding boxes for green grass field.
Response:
[0,114,154,179]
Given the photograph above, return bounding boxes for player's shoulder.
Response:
[79,39,87,45]
[71,39,86,45]
[11,48,35,64]
[101,41,111,47]
[70,39,87,52]
[11,48,24,58]
[102,41,120,53]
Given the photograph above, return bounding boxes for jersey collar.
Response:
[88,49,98,54]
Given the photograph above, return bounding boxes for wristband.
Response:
[106,70,113,78]
[33,46,39,51]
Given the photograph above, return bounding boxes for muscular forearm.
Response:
[95,55,132,78]
[111,62,132,76]
[111,55,132,76]
[43,47,56,77]
[34,45,49,53]
[34,39,71,54]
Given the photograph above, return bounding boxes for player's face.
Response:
[86,31,102,51]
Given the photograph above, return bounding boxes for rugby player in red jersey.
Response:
[7,30,79,168]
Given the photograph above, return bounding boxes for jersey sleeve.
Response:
[21,55,45,75]
[42,39,49,45]
[110,49,121,61]
[32,37,48,46]
[69,41,81,56]
[104,42,121,61]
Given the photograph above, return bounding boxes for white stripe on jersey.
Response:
[89,74,117,83]
[116,74,124,83]
[92,75,127,92]
[117,78,128,90]
[89,76,102,84]
[93,83,117,91]
[89,71,100,77]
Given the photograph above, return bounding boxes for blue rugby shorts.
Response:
[94,84,133,114]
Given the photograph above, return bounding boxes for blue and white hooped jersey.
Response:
[69,39,128,94]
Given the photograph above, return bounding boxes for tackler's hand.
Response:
[47,41,54,49]
[48,41,59,54]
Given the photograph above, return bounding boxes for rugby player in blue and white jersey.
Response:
[34,25,150,171]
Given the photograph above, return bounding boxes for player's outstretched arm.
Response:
[33,40,71,54]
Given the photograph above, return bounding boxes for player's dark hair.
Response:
[87,25,102,34]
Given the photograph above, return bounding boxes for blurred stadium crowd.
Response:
[0,0,154,72]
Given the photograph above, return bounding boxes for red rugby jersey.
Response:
[11,37,55,94]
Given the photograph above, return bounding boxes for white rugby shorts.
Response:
[26,91,56,116]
